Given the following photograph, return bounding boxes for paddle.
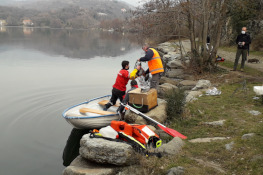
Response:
[121,103,187,139]
[79,108,116,115]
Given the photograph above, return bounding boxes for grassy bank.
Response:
[168,68,263,174]
[220,46,263,57]
[220,60,263,77]
[139,67,263,174]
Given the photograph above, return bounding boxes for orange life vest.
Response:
[110,121,159,144]
[148,48,164,75]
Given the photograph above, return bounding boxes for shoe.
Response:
[240,68,244,72]
[117,111,125,121]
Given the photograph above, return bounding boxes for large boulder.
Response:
[62,156,117,175]
[160,77,178,86]
[158,83,178,98]
[155,137,184,155]
[125,98,167,125]
[167,60,184,69]
[168,52,181,60]
[192,80,211,90]
[163,54,172,62]
[79,134,136,166]
[166,69,184,78]
[157,46,175,54]
[185,91,203,103]
[158,42,173,47]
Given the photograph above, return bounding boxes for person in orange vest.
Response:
[138,43,164,89]
[104,61,140,111]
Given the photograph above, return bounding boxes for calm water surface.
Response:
[0,27,142,174]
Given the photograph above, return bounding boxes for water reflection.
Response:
[62,128,89,166]
[0,27,140,59]
[0,26,6,32]
[0,27,143,175]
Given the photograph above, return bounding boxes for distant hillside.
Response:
[0,0,132,29]
[13,0,132,17]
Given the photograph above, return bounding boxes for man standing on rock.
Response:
[138,43,164,89]
[233,27,251,72]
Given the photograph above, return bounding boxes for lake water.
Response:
[0,27,142,174]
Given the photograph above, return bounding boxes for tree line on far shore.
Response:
[0,0,130,29]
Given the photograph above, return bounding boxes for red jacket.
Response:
[113,69,129,92]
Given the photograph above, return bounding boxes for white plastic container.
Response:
[253,86,263,95]
[99,126,118,139]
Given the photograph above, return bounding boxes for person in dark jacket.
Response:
[233,27,251,72]
[104,61,140,111]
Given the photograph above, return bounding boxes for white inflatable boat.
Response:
[62,95,120,129]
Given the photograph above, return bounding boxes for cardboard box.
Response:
[128,88,157,113]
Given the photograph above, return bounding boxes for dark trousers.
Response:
[150,73,161,89]
[234,49,248,70]
[105,88,125,110]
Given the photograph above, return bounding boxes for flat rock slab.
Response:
[62,156,117,175]
[242,133,255,140]
[204,120,226,126]
[166,69,184,78]
[178,80,198,87]
[189,137,230,143]
[160,77,178,86]
[167,166,185,175]
[192,158,226,174]
[248,110,262,116]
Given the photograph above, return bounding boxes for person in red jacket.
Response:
[104,60,140,111]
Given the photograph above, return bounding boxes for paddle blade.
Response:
[158,124,187,139]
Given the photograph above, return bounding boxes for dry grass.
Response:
[136,65,263,175]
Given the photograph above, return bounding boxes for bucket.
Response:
[253,86,263,95]
[99,126,118,139]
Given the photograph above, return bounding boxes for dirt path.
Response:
[177,40,263,72]
[217,49,263,72]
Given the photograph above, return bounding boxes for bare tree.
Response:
[131,0,232,72]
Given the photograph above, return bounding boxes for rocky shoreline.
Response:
[62,41,215,175]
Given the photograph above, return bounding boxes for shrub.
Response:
[164,88,186,120]
[251,33,263,51]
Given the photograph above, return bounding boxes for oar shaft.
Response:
[122,103,187,139]
[121,103,164,127]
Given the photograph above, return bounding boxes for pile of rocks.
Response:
[156,42,214,103]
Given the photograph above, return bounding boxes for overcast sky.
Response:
[0,0,148,7]
[122,0,142,6]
